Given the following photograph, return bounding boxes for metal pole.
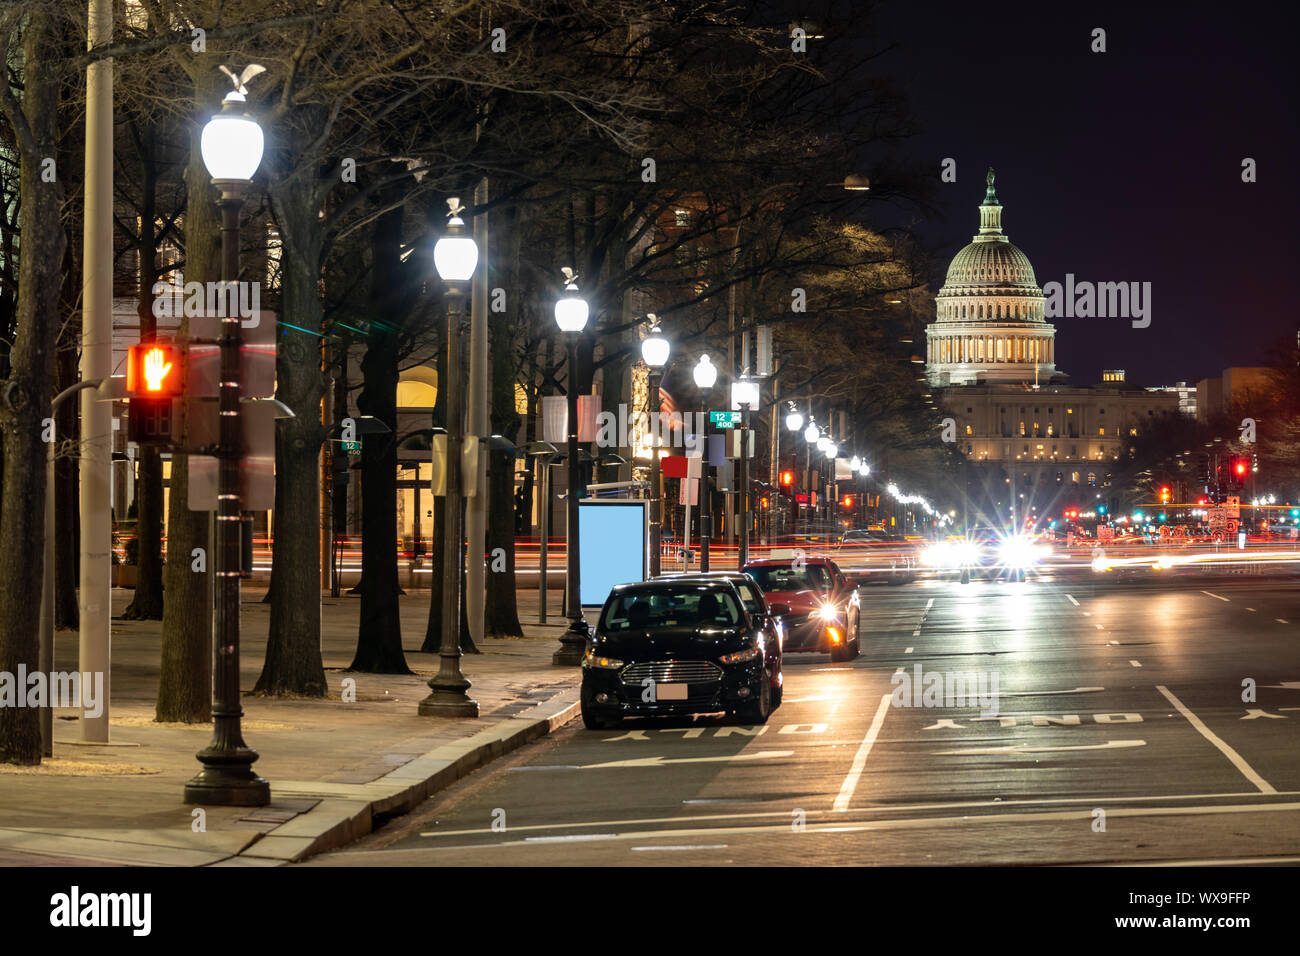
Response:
[184,182,269,805]
[648,368,662,577]
[700,409,711,572]
[79,0,113,743]
[419,289,478,715]
[554,335,589,665]
[739,401,751,567]
[465,179,489,642]
[538,460,550,623]
[39,441,54,757]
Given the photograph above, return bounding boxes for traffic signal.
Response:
[1159,486,1171,503]
[126,342,183,445]
[841,495,854,509]
[779,470,795,488]
[759,496,770,510]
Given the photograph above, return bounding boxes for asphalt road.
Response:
[306,575,1300,866]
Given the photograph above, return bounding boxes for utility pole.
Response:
[79,0,113,743]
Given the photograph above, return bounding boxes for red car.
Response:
[741,554,861,661]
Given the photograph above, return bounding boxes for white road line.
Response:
[1082,611,1091,616]
[1095,624,1105,630]
[904,647,913,654]
[912,629,921,636]
[1245,607,1256,612]
[413,801,1300,852]
[1066,594,1080,607]
[925,598,934,610]
[1277,619,1289,624]
[1156,685,1276,794]
[1202,590,1230,602]
[414,791,1300,840]
[934,739,1145,756]
[631,844,727,851]
[833,693,891,812]
[1130,660,1142,667]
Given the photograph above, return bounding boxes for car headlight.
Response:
[998,537,1038,568]
[955,541,981,566]
[818,603,840,621]
[719,644,762,664]
[583,652,624,669]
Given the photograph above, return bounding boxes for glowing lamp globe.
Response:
[201,92,264,182]
[849,455,861,470]
[641,326,670,368]
[433,202,478,283]
[804,423,819,444]
[555,282,589,333]
[693,354,717,389]
[785,409,803,433]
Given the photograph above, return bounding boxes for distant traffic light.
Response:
[841,495,854,509]
[1159,486,1171,503]
[779,470,795,488]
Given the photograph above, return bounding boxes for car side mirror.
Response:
[768,603,791,617]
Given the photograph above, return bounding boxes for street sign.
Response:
[709,410,741,428]
[341,440,361,454]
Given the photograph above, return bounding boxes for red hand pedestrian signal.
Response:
[127,342,183,397]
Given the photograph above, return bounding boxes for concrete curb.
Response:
[234,685,581,864]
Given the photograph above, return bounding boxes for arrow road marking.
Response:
[933,739,1146,755]
[579,750,794,770]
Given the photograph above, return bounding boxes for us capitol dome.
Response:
[926,169,1060,386]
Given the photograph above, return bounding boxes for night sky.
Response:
[871,0,1298,387]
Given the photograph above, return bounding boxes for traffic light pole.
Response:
[184,181,269,806]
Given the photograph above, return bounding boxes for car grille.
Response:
[620,660,723,685]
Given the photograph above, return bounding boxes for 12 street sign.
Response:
[709,410,741,428]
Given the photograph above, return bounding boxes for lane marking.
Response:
[1082,612,1091,617]
[933,739,1146,756]
[413,802,1300,852]
[925,598,934,611]
[1156,684,1276,794]
[1202,590,1230,602]
[1277,619,1289,624]
[1066,594,1080,607]
[415,791,1300,840]
[912,629,921,636]
[1135,855,1300,867]
[1095,624,1105,630]
[631,844,727,851]
[991,686,1105,698]
[580,750,794,770]
[1245,607,1256,612]
[833,693,891,812]
[1130,660,1142,667]
[904,647,914,654]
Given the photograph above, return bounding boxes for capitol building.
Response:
[926,170,1181,496]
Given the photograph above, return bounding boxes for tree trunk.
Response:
[349,205,409,673]
[124,124,163,620]
[0,12,67,764]
[256,160,327,696]
[484,206,523,637]
[157,68,218,722]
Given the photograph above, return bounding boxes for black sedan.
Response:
[580,578,783,729]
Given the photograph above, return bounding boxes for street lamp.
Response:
[785,404,803,433]
[641,318,669,577]
[850,455,861,471]
[419,198,480,715]
[803,421,819,444]
[554,268,590,666]
[694,354,717,571]
[185,70,269,806]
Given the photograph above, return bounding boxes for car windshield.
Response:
[745,563,832,593]
[600,586,743,632]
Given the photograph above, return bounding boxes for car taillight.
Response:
[826,626,842,643]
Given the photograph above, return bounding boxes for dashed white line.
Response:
[925,598,934,611]
[1095,624,1105,630]
[1277,619,1289,625]
[1156,685,1276,794]
[1201,590,1230,602]
[1245,607,1256,612]
[833,694,892,812]
[631,844,728,852]
[1130,660,1142,667]
[1066,594,1080,607]
[904,647,914,654]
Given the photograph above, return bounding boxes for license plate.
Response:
[656,683,688,701]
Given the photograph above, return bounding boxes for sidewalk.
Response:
[0,585,581,866]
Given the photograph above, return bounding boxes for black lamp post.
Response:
[419,198,480,717]
[554,269,590,665]
[693,354,718,570]
[185,70,269,805]
[642,318,669,577]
